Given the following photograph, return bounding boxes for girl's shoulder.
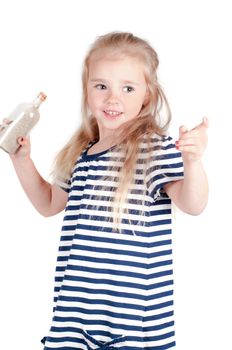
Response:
[141,132,175,148]
[140,133,180,164]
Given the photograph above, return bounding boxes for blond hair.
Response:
[52,31,171,232]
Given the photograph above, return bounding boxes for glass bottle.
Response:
[0,92,47,154]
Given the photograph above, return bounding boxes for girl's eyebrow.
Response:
[122,80,140,86]
[89,78,140,86]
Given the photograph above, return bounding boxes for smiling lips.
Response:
[103,109,123,118]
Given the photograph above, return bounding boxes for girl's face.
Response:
[87,55,148,140]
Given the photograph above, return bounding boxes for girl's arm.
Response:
[164,117,209,215]
[10,136,68,217]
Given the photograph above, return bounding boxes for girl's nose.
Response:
[106,90,119,104]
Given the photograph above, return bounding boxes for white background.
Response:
[0,0,231,349]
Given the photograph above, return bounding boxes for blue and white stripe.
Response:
[43,135,184,350]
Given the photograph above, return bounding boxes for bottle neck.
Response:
[33,96,43,109]
[32,93,46,109]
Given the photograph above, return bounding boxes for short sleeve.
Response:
[52,150,86,194]
[54,177,71,193]
[146,135,184,200]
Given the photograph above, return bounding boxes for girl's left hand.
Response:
[175,117,209,163]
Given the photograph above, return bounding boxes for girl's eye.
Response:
[123,86,135,93]
[95,84,107,90]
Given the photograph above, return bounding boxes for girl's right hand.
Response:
[0,118,31,160]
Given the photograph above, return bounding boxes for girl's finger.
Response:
[3,118,12,125]
[179,129,202,140]
[177,145,199,153]
[192,117,209,131]
[179,125,188,138]
[17,136,27,145]
[176,137,199,147]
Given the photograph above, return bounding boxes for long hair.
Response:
[52,31,172,232]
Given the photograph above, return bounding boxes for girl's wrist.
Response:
[182,155,203,167]
[183,158,206,178]
[10,153,31,165]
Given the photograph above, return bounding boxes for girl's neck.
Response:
[97,132,118,146]
[94,137,116,149]
[87,137,116,155]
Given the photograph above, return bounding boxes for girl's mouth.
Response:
[103,110,123,119]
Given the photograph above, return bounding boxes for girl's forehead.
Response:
[88,54,145,74]
[89,48,145,66]
[90,48,126,60]
[88,56,146,83]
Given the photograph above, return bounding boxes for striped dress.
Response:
[42,134,184,350]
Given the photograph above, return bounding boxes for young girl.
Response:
[9,32,208,349]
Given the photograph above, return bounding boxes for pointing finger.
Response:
[202,117,209,128]
[192,117,209,131]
